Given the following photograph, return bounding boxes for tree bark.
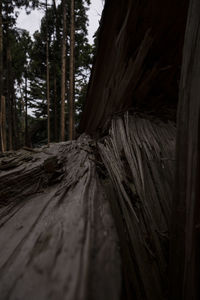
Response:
[52,0,60,42]
[1,96,6,152]
[7,46,13,151]
[60,0,67,142]
[24,76,28,147]
[69,0,75,140]
[0,1,4,152]
[53,75,58,141]
[46,0,50,146]
[0,1,3,103]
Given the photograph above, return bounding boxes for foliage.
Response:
[0,0,95,149]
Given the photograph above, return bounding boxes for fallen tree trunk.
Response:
[0,138,121,300]
[0,113,176,300]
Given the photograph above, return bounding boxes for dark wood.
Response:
[80,0,189,136]
[1,96,6,152]
[60,0,67,141]
[0,140,121,300]
[46,0,50,145]
[69,0,75,140]
[99,113,176,300]
[170,0,200,298]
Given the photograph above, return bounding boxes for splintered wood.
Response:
[98,113,176,300]
[0,138,121,300]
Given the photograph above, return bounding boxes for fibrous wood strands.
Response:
[0,138,121,300]
[98,113,176,300]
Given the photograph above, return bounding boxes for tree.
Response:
[60,0,67,141]
[0,0,39,151]
[69,0,75,140]
[0,1,6,152]
[28,0,92,144]
[46,0,50,145]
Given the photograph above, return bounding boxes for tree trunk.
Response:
[46,0,50,146]
[0,1,3,103]
[12,81,17,149]
[1,96,6,152]
[52,0,60,42]
[60,0,67,142]
[0,1,4,152]
[53,75,58,141]
[69,0,75,140]
[25,76,28,147]
[7,46,13,151]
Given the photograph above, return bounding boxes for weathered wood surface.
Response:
[80,0,188,135]
[0,138,121,300]
[170,0,200,299]
[0,145,64,206]
[99,113,176,300]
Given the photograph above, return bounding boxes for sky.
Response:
[16,0,104,44]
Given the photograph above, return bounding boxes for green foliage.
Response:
[1,0,95,148]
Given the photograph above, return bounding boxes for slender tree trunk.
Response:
[0,1,5,152]
[69,0,75,140]
[52,0,60,42]
[7,47,13,150]
[13,89,17,149]
[5,2,13,151]
[25,76,28,147]
[53,75,58,141]
[0,1,3,102]
[19,84,25,147]
[1,96,6,152]
[9,57,16,149]
[46,0,50,146]
[60,0,67,141]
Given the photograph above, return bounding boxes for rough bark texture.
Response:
[170,0,200,299]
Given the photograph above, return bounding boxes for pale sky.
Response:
[16,0,104,44]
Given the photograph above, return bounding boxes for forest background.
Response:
[0,0,103,151]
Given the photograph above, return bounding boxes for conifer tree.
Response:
[60,0,67,142]
[69,0,75,140]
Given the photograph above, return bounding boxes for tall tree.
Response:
[0,1,3,102]
[28,0,92,145]
[60,0,67,141]
[69,0,75,140]
[0,0,39,151]
[24,74,28,146]
[1,96,6,152]
[5,1,13,150]
[0,1,6,151]
[46,0,50,145]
